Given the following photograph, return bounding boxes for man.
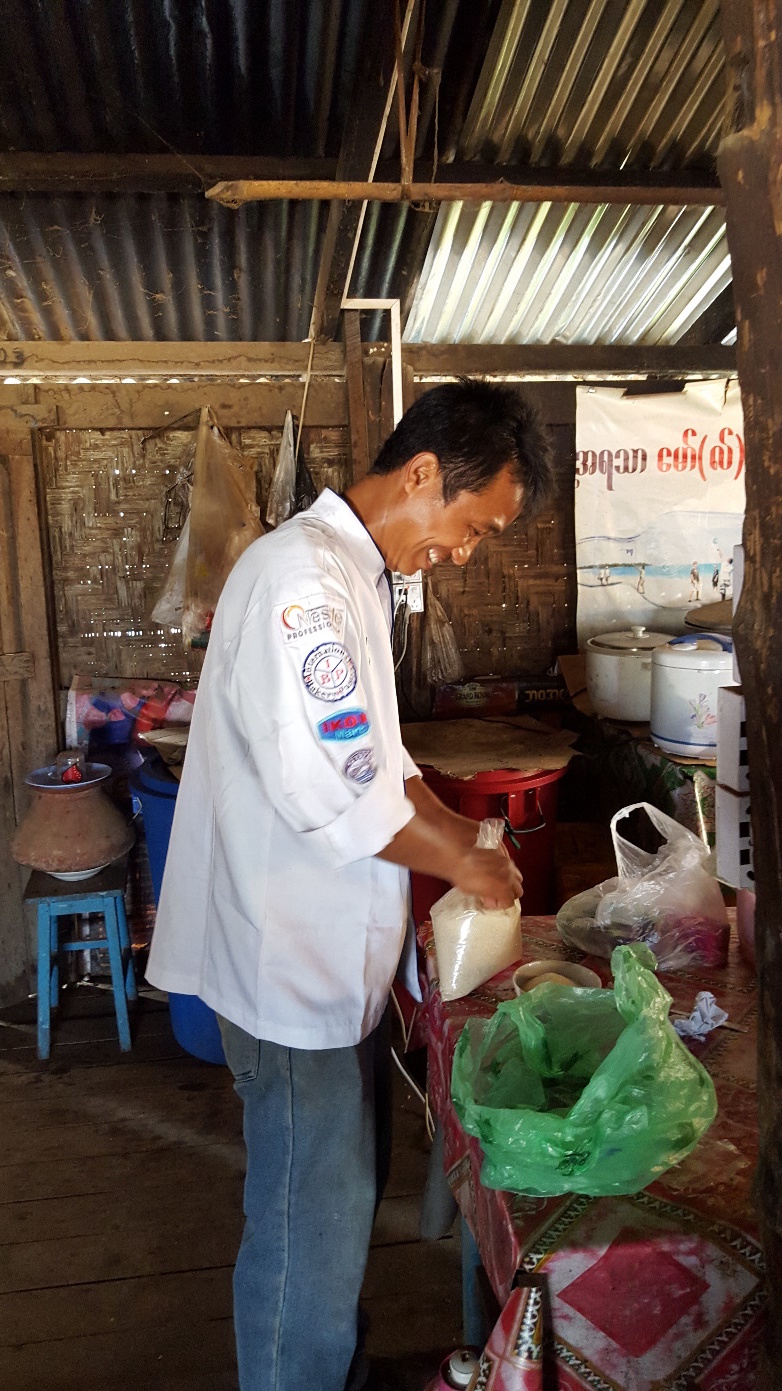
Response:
[147,378,553,1391]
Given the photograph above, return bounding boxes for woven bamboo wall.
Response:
[428,421,576,678]
[40,423,350,684]
[38,380,575,688]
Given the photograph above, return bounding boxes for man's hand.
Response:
[451,846,523,909]
[378,774,523,908]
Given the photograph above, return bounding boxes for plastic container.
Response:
[650,634,734,759]
[411,765,567,926]
[130,757,226,1065]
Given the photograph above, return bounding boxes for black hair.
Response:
[369,378,554,515]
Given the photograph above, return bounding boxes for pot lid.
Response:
[588,625,674,653]
[653,633,734,668]
[684,599,733,634]
[25,761,112,791]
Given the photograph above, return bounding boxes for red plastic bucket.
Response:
[411,765,567,923]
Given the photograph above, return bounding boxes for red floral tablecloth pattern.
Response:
[419,915,765,1390]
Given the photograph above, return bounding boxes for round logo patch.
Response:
[343,748,376,785]
[302,642,357,703]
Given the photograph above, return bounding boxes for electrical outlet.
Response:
[392,571,424,613]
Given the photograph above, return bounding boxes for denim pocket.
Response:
[217,1015,261,1084]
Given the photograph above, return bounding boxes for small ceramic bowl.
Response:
[512,959,602,995]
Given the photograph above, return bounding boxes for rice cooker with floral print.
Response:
[650,634,734,759]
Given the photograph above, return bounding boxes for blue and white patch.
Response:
[302,642,357,704]
[343,748,376,785]
[317,709,371,742]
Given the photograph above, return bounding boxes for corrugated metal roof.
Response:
[0,0,733,347]
[0,0,372,157]
[404,0,731,346]
[0,193,327,341]
[404,201,731,345]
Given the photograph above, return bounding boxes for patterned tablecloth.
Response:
[419,915,764,1390]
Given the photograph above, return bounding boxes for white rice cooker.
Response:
[650,634,734,759]
[585,626,674,722]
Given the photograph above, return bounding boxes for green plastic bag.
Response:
[451,944,717,1197]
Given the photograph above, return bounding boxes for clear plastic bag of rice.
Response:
[431,819,522,1001]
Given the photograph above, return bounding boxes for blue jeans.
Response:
[218,1009,392,1391]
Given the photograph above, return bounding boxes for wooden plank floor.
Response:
[0,987,461,1391]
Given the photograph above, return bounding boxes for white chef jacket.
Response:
[146,489,422,1049]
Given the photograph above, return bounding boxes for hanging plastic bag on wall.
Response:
[422,586,464,685]
[183,407,264,647]
[557,801,730,970]
[151,513,190,628]
[266,410,296,527]
[451,942,717,1196]
[431,819,521,1000]
[267,410,318,526]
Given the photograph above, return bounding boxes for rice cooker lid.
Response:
[653,633,734,669]
[588,625,673,654]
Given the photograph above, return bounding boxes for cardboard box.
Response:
[716,685,749,794]
[716,783,754,890]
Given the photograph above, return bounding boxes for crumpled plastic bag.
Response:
[151,513,190,628]
[431,818,521,1001]
[557,801,729,971]
[266,409,318,527]
[183,407,264,646]
[451,942,717,1196]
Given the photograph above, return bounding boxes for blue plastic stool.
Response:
[25,859,137,1060]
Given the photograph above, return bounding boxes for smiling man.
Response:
[146,378,553,1391]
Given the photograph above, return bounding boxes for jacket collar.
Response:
[309,489,386,583]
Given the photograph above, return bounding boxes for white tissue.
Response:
[673,991,728,1041]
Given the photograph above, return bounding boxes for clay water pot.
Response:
[11,763,135,880]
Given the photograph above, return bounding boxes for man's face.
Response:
[389,454,524,575]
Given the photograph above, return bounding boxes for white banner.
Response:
[575,381,745,645]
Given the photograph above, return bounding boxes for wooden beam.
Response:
[402,343,736,376]
[0,342,346,381]
[0,152,339,194]
[342,313,370,482]
[0,152,723,205]
[0,341,736,384]
[45,382,347,431]
[0,652,34,681]
[719,3,782,1379]
[208,168,725,209]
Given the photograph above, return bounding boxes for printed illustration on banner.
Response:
[343,748,376,785]
[275,594,346,646]
[575,381,745,643]
[302,643,357,703]
[317,709,371,742]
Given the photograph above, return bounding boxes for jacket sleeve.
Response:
[402,747,422,781]
[230,574,415,869]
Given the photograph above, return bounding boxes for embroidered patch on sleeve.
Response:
[302,643,357,703]
[343,748,376,785]
[274,594,346,647]
[317,709,371,742]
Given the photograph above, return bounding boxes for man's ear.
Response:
[402,451,440,496]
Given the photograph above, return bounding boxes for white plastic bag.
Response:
[431,819,522,1001]
[151,513,190,628]
[266,409,297,527]
[557,801,729,970]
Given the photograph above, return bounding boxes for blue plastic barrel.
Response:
[130,757,226,1065]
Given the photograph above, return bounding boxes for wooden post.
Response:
[719,2,782,1379]
[342,312,370,482]
[0,420,59,1004]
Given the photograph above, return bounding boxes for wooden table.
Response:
[419,915,765,1389]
